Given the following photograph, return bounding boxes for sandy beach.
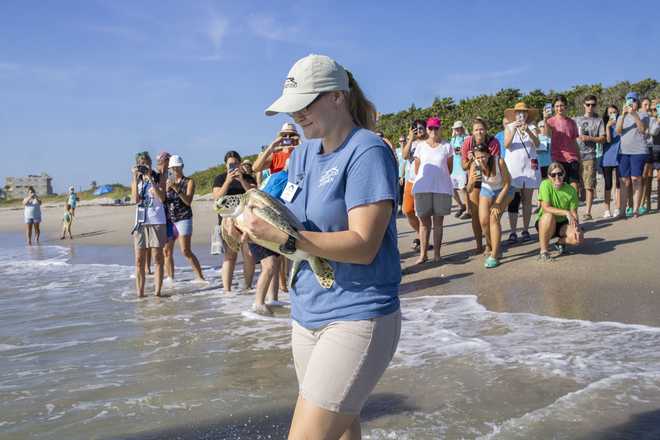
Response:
[2,192,658,327]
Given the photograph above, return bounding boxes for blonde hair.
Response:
[346,70,376,131]
[548,161,566,175]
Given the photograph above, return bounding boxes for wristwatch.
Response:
[279,234,297,255]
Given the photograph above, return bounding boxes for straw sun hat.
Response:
[504,102,539,123]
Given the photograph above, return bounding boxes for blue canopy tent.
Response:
[93,185,113,196]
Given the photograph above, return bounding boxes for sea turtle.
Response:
[214,188,334,289]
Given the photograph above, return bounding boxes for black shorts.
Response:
[535,218,568,239]
[559,161,580,183]
[248,243,278,263]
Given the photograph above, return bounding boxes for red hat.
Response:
[426,117,441,128]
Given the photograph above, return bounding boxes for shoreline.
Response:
[1,195,659,327]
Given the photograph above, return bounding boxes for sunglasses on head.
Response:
[549,172,564,178]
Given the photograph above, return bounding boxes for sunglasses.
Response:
[281,134,296,138]
[584,103,596,107]
[427,126,440,131]
[549,172,564,178]
[287,92,326,117]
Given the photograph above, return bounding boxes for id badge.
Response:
[136,206,146,224]
[280,182,300,203]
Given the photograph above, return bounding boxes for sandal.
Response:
[507,232,518,245]
[484,256,499,268]
[520,230,531,242]
[411,238,421,251]
[582,213,593,221]
[459,211,471,220]
[454,207,466,218]
[537,252,553,263]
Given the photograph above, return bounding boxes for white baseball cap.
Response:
[168,155,184,168]
[265,54,349,116]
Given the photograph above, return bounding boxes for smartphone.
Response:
[656,103,660,113]
[544,103,553,115]
[228,163,238,172]
[626,98,634,107]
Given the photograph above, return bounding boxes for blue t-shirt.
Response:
[262,170,288,199]
[600,126,621,168]
[285,128,401,329]
[495,131,506,157]
[537,134,552,168]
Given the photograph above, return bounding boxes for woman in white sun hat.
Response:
[450,120,470,219]
[233,54,401,439]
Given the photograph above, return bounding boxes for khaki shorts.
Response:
[291,309,401,414]
[134,224,167,249]
[580,159,596,190]
[414,192,452,217]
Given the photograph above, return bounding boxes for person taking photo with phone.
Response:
[615,92,650,218]
[213,151,257,293]
[573,95,606,220]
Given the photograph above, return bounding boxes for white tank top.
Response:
[481,160,504,191]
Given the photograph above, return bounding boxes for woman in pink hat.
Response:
[412,116,454,264]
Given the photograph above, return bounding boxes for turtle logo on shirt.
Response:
[319,167,339,187]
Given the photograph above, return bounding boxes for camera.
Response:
[136,165,150,175]
[281,137,292,146]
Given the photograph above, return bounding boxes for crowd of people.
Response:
[14,50,647,439]
[392,93,660,268]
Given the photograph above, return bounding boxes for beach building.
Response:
[4,173,54,198]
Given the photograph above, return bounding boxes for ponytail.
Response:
[345,70,377,131]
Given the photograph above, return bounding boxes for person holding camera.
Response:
[461,117,501,255]
[23,186,42,245]
[573,95,606,220]
[131,151,167,298]
[412,117,453,264]
[254,123,300,176]
[601,105,622,218]
[466,142,513,268]
[165,155,206,283]
[450,121,469,219]
[536,162,584,262]
[542,95,580,193]
[213,150,257,293]
[402,119,427,251]
[616,92,650,218]
[503,102,541,243]
[648,99,660,211]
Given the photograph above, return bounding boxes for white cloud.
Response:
[198,16,229,61]
[247,14,295,42]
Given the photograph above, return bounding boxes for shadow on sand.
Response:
[111,392,417,440]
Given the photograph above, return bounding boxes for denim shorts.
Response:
[174,218,193,237]
[480,186,515,199]
[618,154,648,178]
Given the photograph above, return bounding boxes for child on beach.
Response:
[60,204,73,240]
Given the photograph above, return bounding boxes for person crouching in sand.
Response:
[535,161,584,261]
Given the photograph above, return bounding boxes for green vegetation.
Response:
[376,78,659,140]
[190,154,259,195]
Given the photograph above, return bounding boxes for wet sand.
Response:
[2,194,658,327]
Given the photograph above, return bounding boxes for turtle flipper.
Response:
[288,260,301,290]
[308,257,334,289]
[220,219,241,253]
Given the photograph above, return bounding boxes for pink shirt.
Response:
[547,116,579,163]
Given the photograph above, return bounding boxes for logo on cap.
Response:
[284,77,297,89]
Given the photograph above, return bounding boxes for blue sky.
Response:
[1,0,659,193]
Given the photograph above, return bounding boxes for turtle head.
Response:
[213,194,245,217]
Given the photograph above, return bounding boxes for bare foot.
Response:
[414,256,428,265]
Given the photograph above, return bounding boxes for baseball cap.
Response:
[168,155,183,168]
[156,151,171,162]
[452,121,464,129]
[426,117,441,128]
[625,92,639,101]
[265,54,349,116]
